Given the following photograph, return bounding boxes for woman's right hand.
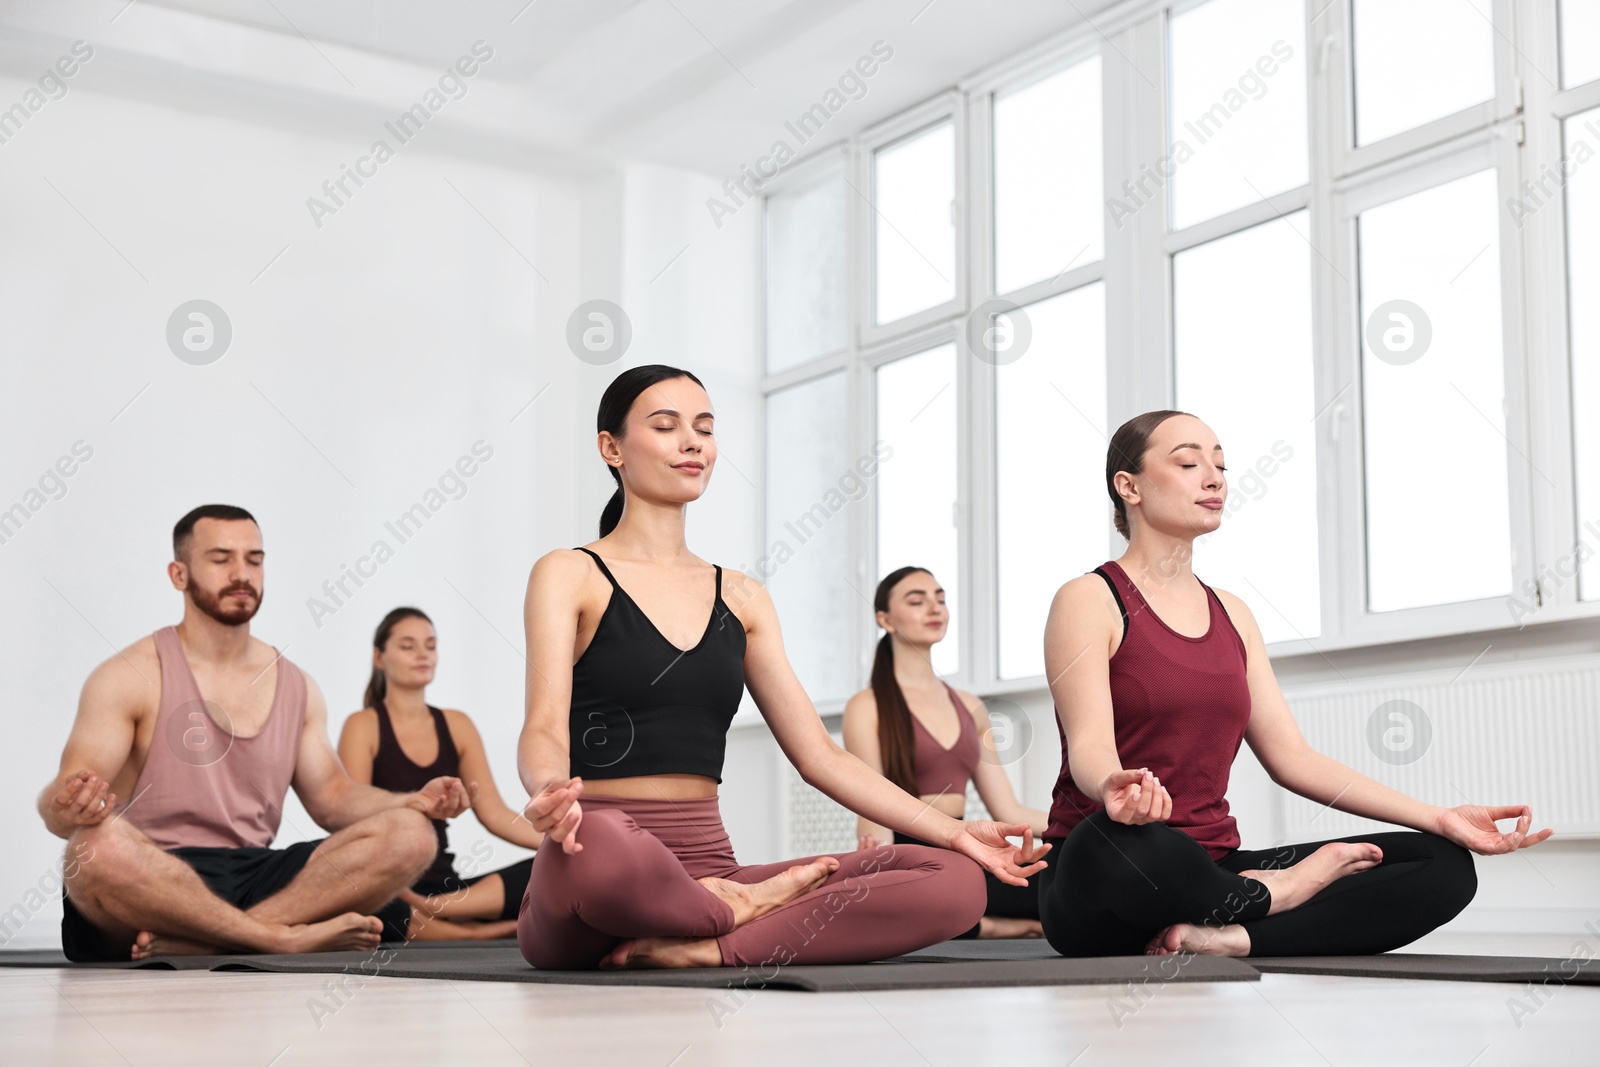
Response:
[525,776,585,853]
[1101,768,1172,825]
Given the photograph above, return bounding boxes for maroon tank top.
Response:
[911,684,981,796]
[370,701,460,885]
[1044,560,1251,859]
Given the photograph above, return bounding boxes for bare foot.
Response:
[977,916,1044,939]
[696,857,840,928]
[1241,842,1383,915]
[275,913,384,954]
[131,931,220,959]
[599,936,722,969]
[1145,922,1251,957]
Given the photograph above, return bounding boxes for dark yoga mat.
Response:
[208,942,1258,991]
[1249,953,1600,985]
[0,937,517,970]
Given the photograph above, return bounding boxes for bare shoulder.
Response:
[716,566,767,631]
[1050,571,1123,623]
[532,547,598,587]
[83,633,161,716]
[441,707,481,740]
[842,686,878,723]
[1208,585,1260,636]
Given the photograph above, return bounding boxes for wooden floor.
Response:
[2,933,1594,1066]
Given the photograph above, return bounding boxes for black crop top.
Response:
[567,547,747,781]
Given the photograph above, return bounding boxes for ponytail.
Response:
[594,364,706,538]
[870,632,919,796]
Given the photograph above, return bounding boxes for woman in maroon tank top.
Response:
[338,608,543,940]
[1039,411,1552,958]
[842,565,1048,939]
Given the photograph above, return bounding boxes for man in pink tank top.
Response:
[35,506,472,962]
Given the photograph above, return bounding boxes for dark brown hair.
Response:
[1106,410,1189,540]
[365,607,432,709]
[595,365,708,538]
[870,566,934,796]
[173,504,257,561]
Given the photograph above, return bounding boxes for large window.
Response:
[876,344,960,676]
[995,285,1108,678]
[761,0,1595,698]
[1351,0,1495,146]
[873,123,956,326]
[764,373,854,701]
[992,54,1102,293]
[1570,106,1600,601]
[1559,0,1600,89]
[1174,215,1319,642]
[764,166,847,375]
[1357,170,1511,612]
[1167,0,1307,229]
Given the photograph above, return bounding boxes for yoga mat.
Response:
[209,943,1259,991]
[1249,953,1600,986]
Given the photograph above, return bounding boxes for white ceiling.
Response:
[8,0,1118,176]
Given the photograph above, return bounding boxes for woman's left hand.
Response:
[1436,804,1554,855]
[949,821,1050,886]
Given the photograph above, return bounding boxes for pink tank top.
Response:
[124,626,306,850]
[912,684,981,796]
[1044,561,1251,858]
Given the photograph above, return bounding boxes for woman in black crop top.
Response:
[843,566,1050,940]
[513,366,1049,971]
[339,607,542,940]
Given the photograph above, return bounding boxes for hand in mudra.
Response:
[526,776,586,854]
[1102,768,1172,825]
[950,820,1050,887]
[1437,804,1553,855]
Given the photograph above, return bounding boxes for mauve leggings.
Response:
[516,794,986,970]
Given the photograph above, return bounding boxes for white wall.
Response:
[0,47,766,943]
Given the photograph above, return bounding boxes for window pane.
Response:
[1166,0,1307,230]
[1569,107,1600,600]
[1352,0,1495,146]
[1359,170,1511,612]
[874,123,956,325]
[765,172,848,374]
[1174,214,1320,642]
[1562,0,1600,89]
[765,373,854,701]
[993,55,1103,293]
[996,284,1108,679]
[876,344,959,675]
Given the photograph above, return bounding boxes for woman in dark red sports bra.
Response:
[842,566,1048,939]
[339,608,542,940]
[514,365,1048,970]
[1039,410,1552,957]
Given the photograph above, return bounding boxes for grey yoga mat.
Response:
[0,940,1254,990]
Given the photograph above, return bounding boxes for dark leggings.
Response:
[517,794,986,970]
[414,857,535,923]
[1039,811,1477,957]
[893,831,1040,939]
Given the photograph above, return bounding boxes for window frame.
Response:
[757,0,1600,708]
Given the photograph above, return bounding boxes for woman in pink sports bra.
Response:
[843,566,1049,940]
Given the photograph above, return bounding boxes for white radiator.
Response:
[1280,654,1600,840]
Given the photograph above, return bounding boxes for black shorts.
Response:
[411,857,534,923]
[60,839,412,962]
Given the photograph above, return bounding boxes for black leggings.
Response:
[414,857,535,923]
[1038,811,1476,957]
[894,831,1039,939]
